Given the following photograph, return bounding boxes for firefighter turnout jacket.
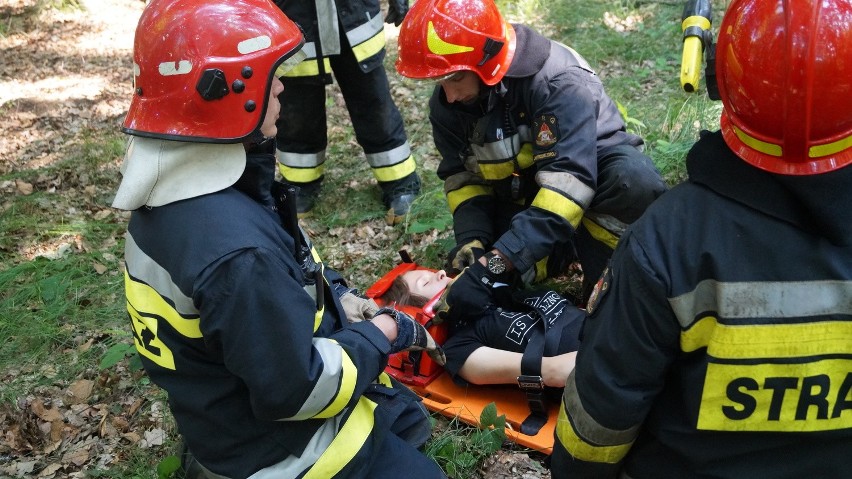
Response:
[122,144,425,478]
[274,0,386,79]
[552,131,852,478]
[430,24,657,281]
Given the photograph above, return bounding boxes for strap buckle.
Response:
[517,374,544,391]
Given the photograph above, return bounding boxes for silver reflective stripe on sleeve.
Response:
[536,171,595,209]
[249,416,342,478]
[284,338,351,420]
[470,133,521,163]
[347,12,384,47]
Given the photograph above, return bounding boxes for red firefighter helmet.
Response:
[122,0,305,143]
[716,0,852,175]
[395,0,516,86]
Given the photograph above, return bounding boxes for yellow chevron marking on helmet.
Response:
[427,21,474,55]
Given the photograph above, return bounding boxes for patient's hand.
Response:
[541,352,577,388]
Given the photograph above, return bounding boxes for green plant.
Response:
[426,403,508,478]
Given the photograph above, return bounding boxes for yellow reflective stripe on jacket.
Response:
[479,161,517,181]
[531,187,584,227]
[124,270,202,339]
[669,279,852,433]
[681,316,852,358]
[581,217,619,250]
[303,396,378,479]
[472,140,534,181]
[351,29,385,63]
[697,359,852,432]
[371,155,417,183]
[446,184,494,213]
[518,143,534,169]
[125,271,201,370]
[283,57,333,78]
[557,372,638,463]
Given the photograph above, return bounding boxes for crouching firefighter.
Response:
[112,0,446,477]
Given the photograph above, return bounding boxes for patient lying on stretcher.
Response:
[378,269,584,389]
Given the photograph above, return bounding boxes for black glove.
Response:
[432,262,494,325]
[385,0,409,26]
[446,239,485,275]
[376,307,446,366]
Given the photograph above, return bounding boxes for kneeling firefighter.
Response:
[112,0,446,477]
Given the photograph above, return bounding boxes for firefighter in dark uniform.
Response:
[112,0,446,477]
[273,0,420,224]
[551,0,852,477]
[395,0,667,309]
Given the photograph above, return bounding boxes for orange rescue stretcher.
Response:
[365,259,558,455]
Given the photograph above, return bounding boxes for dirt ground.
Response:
[0,0,552,477]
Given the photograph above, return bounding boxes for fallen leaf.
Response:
[31,400,63,422]
[141,428,166,448]
[15,179,33,195]
[66,379,94,405]
[37,462,61,477]
[93,262,107,274]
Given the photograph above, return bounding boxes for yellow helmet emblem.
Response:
[427,21,474,55]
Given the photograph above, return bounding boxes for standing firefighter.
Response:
[113,0,445,477]
[394,0,667,312]
[273,0,421,224]
[551,0,852,477]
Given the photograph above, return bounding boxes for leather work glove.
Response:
[432,262,493,325]
[338,288,380,324]
[377,307,447,366]
[385,0,409,26]
[446,239,485,275]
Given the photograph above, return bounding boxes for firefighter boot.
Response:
[292,179,322,217]
[381,172,421,225]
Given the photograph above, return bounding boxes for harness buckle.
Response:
[517,374,544,391]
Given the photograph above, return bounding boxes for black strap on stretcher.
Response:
[516,292,567,435]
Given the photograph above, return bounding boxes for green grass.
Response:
[0,0,728,476]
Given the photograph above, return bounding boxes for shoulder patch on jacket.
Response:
[534,114,559,148]
[585,265,611,315]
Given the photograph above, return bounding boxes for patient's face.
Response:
[402,270,452,300]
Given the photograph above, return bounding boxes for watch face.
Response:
[487,254,506,275]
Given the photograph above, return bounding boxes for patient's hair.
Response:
[379,276,430,308]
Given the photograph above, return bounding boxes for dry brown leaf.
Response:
[15,179,33,195]
[62,445,90,466]
[30,400,63,422]
[37,462,62,477]
[121,431,141,444]
[93,262,107,274]
[128,397,144,416]
[66,379,94,405]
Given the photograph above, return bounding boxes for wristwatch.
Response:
[484,251,507,276]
